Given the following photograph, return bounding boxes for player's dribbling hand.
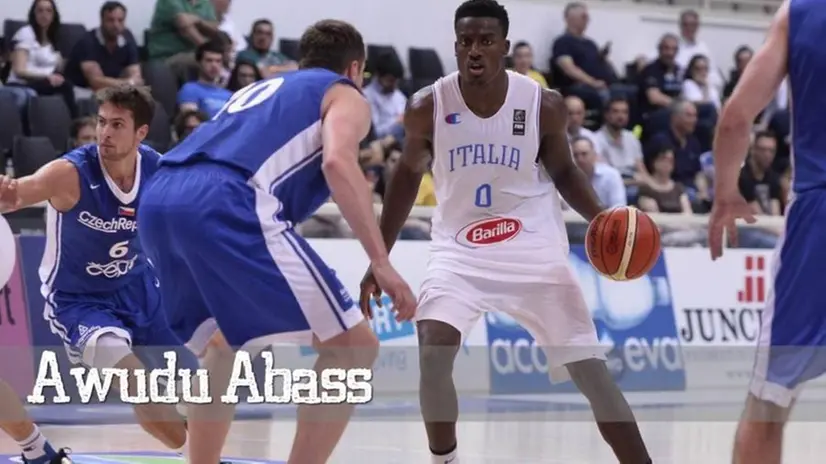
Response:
[0,176,21,213]
[708,191,757,260]
[370,260,416,322]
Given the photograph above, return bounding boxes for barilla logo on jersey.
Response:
[455,217,522,247]
[78,211,137,234]
[445,113,461,125]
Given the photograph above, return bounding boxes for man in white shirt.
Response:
[571,136,627,208]
[675,10,724,93]
[212,0,246,56]
[363,54,407,142]
[593,96,647,180]
[565,95,598,146]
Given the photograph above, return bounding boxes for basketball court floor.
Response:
[1,393,825,464]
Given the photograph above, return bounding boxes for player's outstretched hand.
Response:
[358,268,382,319]
[708,192,757,261]
[0,176,21,213]
[370,260,416,322]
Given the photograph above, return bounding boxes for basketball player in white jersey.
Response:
[360,1,651,463]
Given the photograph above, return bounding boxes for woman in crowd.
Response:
[6,0,77,117]
[510,41,549,88]
[637,147,693,214]
[225,60,262,92]
[682,55,720,110]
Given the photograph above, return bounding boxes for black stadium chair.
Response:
[142,61,178,119]
[76,98,99,118]
[408,47,444,79]
[145,102,172,152]
[27,96,72,153]
[0,92,24,157]
[56,23,87,58]
[12,136,56,177]
[2,19,26,53]
[278,38,301,61]
[366,44,403,76]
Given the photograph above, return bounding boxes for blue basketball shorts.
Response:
[137,162,363,357]
[751,190,826,407]
[43,270,190,369]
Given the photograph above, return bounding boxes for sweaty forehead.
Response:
[455,17,503,37]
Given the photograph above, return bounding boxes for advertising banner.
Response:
[485,247,685,394]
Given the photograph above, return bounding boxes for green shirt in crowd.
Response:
[148,0,216,61]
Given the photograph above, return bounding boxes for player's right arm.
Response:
[0,159,80,213]
[377,86,434,251]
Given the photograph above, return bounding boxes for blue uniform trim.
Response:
[284,229,346,330]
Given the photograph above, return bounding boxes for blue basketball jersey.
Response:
[789,0,826,193]
[161,68,356,225]
[39,144,160,295]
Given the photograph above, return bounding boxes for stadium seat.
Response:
[145,102,172,152]
[2,19,26,53]
[12,136,56,177]
[76,98,99,118]
[0,92,24,157]
[408,47,444,79]
[56,23,87,58]
[27,96,71,153]
[141,61,178,119]
[279,38,301,61]
[366,44,403,76]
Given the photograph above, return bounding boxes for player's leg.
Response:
[733,194,826,464]
[45,295,186,450]
[415,270,485,464]
[0,379,70,464]
[506,278,651,464]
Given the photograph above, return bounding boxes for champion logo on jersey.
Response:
[445,113,461,125]
[118,206,135,217]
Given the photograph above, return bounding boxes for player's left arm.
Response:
[714,1,788,198]
[536,89,604,221]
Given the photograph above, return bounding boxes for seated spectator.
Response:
[723,46,753,100]
[237,20,298,78]
[552,2,616,109]
[65,1,143,92]
[593,96,647,181]
[739,131,782,216]
[173,108,207,143]
[565,96,597,145]
[682,55,720,110]
[364,54,407,143]
[7,0,78,117]
[212,0,246,56]
[639,34,682,128]
[571,137,626,207]
[638,147,692,214]
[147,0,219,82]
[0,82,37,114]
[225,60,261,92]
[70,116,97,148]
[511,41,548,88]
[177,40,232,118]
[675,10,724,95]
[645,100,708,204]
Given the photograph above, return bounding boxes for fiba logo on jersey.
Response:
[77,211,137,234]
[485,246,686,394]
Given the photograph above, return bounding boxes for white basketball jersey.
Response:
[429,71,570,283]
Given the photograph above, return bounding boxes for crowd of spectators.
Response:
[0,0,788,242]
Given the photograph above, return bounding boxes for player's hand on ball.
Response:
[359,269,381,319]
[0,176,21,212]
[370,260,416,322]
[708,191,757,260]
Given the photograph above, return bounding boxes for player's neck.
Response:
[100,151,138,187]
[459,71,509,118]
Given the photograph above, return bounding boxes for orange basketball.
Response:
[585,206,661,281]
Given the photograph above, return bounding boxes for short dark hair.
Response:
[251,19,272,34]
[754,130,776,144]
[374,52,403,79]
[563,2,586,17]
[513,41,530,51]
[71,116,96,139]
[96,84,155,129]
[196,40,225,61]
[174,109,207,139]
[299,20,365,73]
[455,0,510,38]
[605,96,629,112]
[100,1,126,18]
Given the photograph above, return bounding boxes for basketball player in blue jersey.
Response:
[138,19,415,464]
[0,85,192,457]
[710,1,825,463]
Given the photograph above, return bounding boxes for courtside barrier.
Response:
[1,232,793,401]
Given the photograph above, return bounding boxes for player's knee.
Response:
[317,322,379,368]
[566,358,617,399]
[85,332,134,369]
[417,322,461,379]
